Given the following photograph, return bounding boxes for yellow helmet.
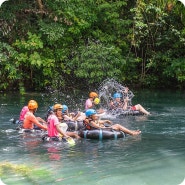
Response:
[28,100,38,110]
[53,104,63,111]
[94,98,100,105]
[89,92,98,98]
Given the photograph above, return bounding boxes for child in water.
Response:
[84,109,141,136]
[110,88,150,115]
[47,104,80,139]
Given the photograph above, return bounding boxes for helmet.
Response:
[62,105,68,113]
[85,109,97,117]
[46,106,54,118]
[53,104,63,111]
[113,93,122,99]
[94,98,100,105]
[28,100,38,110]
[89,92,98,98]
[47,106,53,112]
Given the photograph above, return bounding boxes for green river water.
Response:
[0,90,184,185]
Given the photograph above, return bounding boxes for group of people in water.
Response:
[17,89,151,140]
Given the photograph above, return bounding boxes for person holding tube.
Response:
[110,90,150,115]
[84,109,141,136]
[23,100,47,130]
[47,104,80,139]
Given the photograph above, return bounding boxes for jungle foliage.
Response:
[0,0,185,93]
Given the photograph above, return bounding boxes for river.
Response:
[0,90,185,185]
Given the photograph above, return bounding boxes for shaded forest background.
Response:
[0,0,185,93]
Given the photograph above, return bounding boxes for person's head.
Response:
[89,92,98,99]
[85,109,99,120]
[53,104,63,116]
[62,104,68,114]
[28,100,38,112]
[89,92,100,105]
[113,93,122,101]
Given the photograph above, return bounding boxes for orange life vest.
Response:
[83,118,92,130]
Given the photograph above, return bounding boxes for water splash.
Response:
[0,178,6,185]
[178,0,185,7]
[98,78,134,110]
[0,0,8,7]
[179,178,185,185]
[41,87,84,113]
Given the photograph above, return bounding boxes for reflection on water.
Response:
[0,90,185,185]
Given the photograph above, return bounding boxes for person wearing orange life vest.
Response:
[84,109,141,136]
[19,101,47,123]
[85,92,104,114]
[23,100,47,130]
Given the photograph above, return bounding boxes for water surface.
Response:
[0,90,184,185]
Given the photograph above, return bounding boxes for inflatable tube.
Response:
[17,128,46,134]
[42,134,75,145]
[11,118,47,132]
[10,118,23,125]
[42,135,62,142]
[108,109,143,116]
[66,121,84,131]
[78,129,126,140]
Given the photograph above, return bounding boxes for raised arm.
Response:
[123,97,129,110]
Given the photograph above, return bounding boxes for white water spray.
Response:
[98,78,134,110]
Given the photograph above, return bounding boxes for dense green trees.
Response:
[0,0,185,93]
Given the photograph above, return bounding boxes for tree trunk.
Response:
[36,0,43,10]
